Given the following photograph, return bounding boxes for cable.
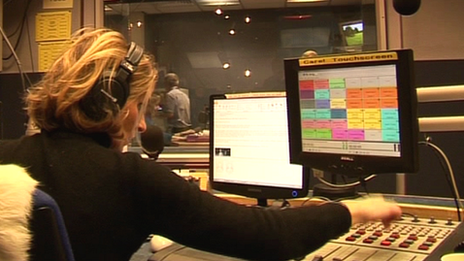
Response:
[419,139,463,221]
[3,0,15,6]
[0,26,26,93]
[0,101,3,139]
[317,174,376,189]
[25,13,35,72]
[2,0,32,60]
[359,177,370,196]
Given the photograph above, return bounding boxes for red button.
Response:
[381,240,392,246]
[418,245,430,250]
[346,236,356,242]
[399,242,410,248]
[363,238,374,244]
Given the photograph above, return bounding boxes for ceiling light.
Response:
[215,8,223,15]
[283,14,312,20]
[229,29,236,35]
[244,16,251,24]
[197,0,240,6]
[287,0,327,2]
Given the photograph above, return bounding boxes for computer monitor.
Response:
[209,92,310,207]
[339,20,363,47]
[284,49,419,178]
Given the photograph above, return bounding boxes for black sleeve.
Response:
[131,157,351,261]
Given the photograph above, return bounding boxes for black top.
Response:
[0,130,351,261]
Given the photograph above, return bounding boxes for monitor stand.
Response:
[257,198,268,207]
[312,173,359,201]
[312,183,358,201]
[256,198,290,209]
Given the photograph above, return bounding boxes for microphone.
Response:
[140,125,165,160]
[393,0,421,16]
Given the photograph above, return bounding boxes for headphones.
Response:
[80,42,144,121]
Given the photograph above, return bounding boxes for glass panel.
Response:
[105,0,377,156]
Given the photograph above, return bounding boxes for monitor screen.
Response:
[209,92,310,205]
[339,20,363,47]
[284,50,419,177]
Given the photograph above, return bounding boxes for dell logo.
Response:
[340,156,354,161]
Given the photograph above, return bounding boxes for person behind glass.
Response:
[162,73,192,134]
[0,28,402,261]
[145,94,161,126]
[302,49,318,58]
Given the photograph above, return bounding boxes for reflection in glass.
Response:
[105,1,377,147]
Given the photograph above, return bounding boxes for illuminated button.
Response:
[381,240,392,246]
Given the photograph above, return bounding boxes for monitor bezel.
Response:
[208,93,311,201]
[284,49,419,177]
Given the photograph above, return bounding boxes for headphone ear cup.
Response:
[80,71,127,121]
[79,42,143,122]
[101,70,130,109]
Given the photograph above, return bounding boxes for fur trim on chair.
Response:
[0,164,38,261]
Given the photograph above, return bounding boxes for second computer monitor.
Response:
[284,50,419,177]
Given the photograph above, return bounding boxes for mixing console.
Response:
[147,215,464,261]
[303,215,464,261]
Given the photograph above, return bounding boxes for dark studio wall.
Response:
[0,73,43,139]
[407,60,464,198]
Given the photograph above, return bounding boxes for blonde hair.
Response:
[26,28,158,145]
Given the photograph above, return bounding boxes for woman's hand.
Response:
[340,195,402,227]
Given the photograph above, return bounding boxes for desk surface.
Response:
[217,193,464,222]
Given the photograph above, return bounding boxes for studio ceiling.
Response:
[105,0,371,15]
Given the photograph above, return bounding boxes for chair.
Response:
[29,189,75,261]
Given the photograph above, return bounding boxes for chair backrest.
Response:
[0,164,38,261]
[29,189,75,261]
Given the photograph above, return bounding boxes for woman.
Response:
[0,28,401,261]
